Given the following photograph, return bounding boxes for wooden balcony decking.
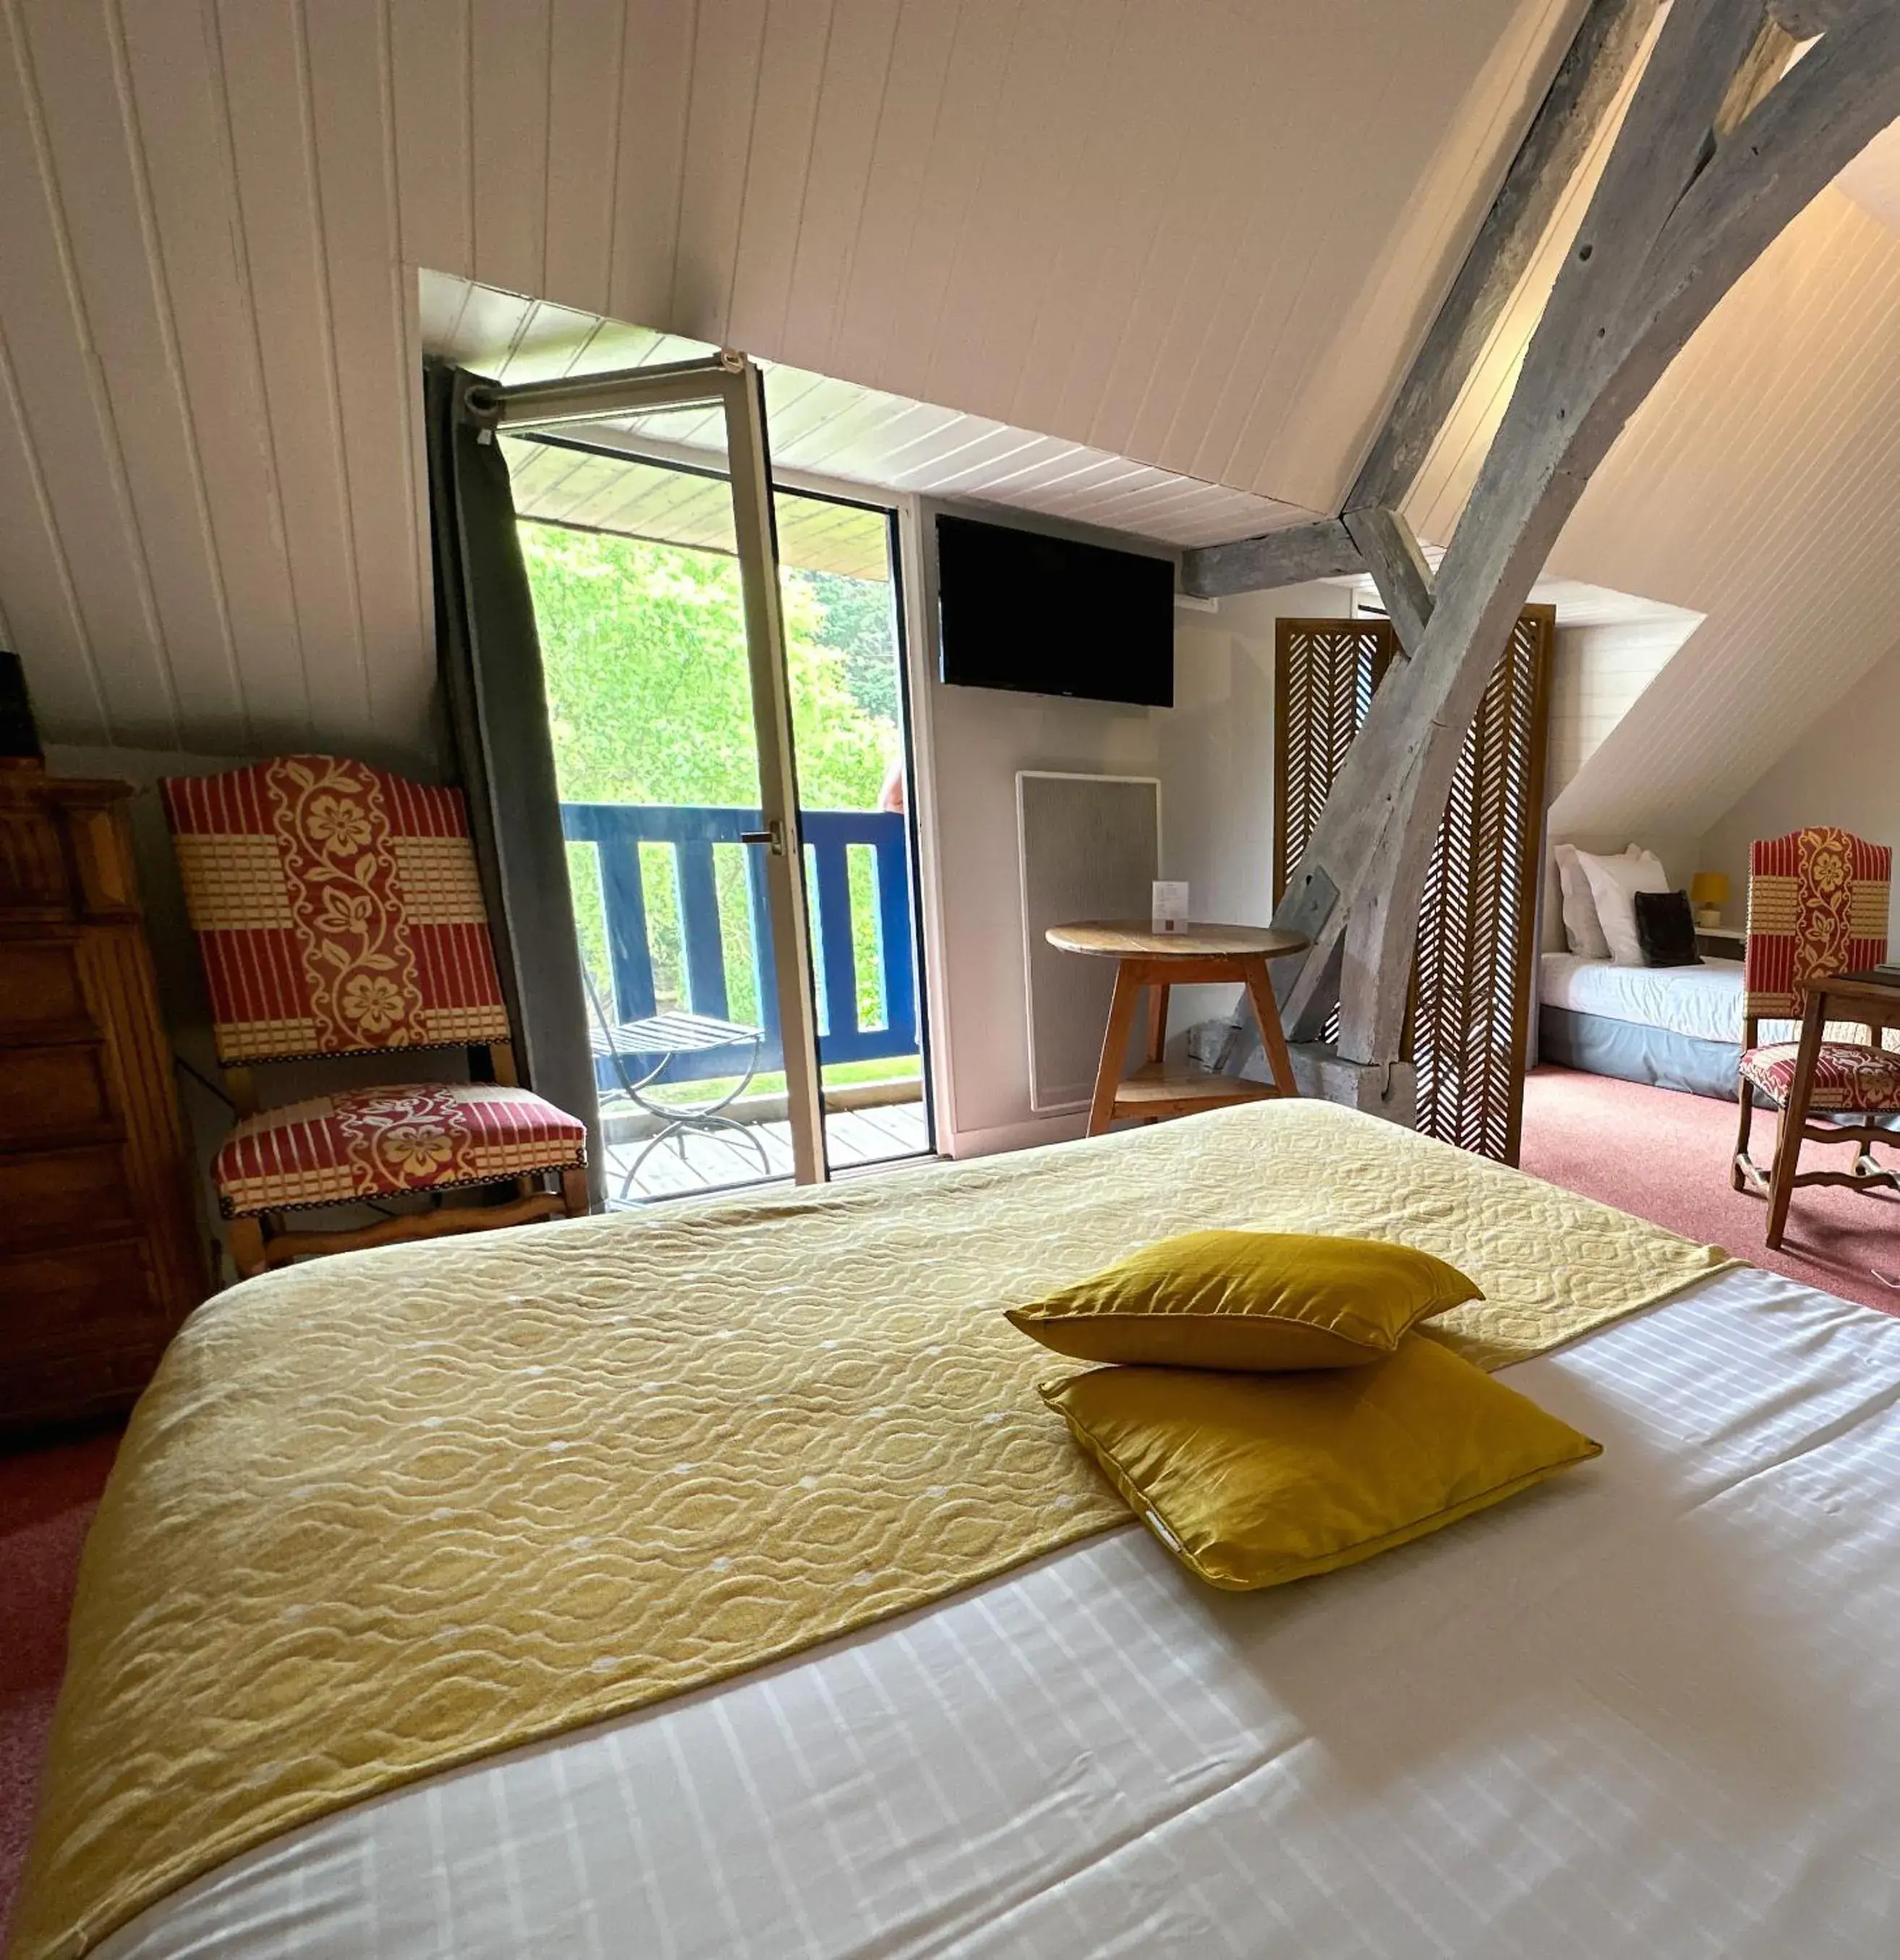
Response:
[601,1096,931,1203]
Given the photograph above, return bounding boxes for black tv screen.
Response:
[936,514,1175,707]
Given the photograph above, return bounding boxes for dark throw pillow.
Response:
[1633,888,1702,968]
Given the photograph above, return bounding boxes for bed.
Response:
[1538,951,1900,1110]
[1538,949,1756,1100]
[96,1269,1900,1960]
[15,1103,1900,1959]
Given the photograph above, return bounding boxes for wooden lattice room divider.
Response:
[1272,623,1400,905]
[1272,608,1554,1162]
[1407,606,1554,1162]
[1272,622,1400,1045]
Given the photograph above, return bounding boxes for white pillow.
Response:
[1554,844,1611,960]
[1577,848,1670,966]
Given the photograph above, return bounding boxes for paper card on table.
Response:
[1152,882,1189,935]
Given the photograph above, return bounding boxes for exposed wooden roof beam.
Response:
[1236,0,1900,1078]
[1183,0,1662,605]
[1713,17,1799,137]
[1347,0,1663,516]
[1178,517,1362,597]
[1342,507,1434,655]
[1771,2,1857,35]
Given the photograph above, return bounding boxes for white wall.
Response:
[908,506,1348,1156]
[1700,636,1900,945]
[1543,613,1710,950]
[1546,618,1695,808]
[1158,581,1355,1033]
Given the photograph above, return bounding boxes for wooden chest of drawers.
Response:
[1,765,208,1433]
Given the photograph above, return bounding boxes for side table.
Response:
[1044,921,1311,1136]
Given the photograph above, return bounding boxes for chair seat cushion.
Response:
[216,1083,587,1217]
[1739,1041,1900,1113]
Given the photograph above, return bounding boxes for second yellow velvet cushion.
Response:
[1041,1337,1601,1590]
[1006,1230,1481,1371]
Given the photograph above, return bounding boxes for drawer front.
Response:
[0,1143,137,1246]
[0,1339,166,1431]
[0,793,71,913]
[0,1237,161,1359]
[0,1042,115,1146]
[0,938,92,1039]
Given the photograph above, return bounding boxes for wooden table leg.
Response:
[1087,962,1144,1136]
[1147,982,1170,1065]
[1766,989,1826,1250]
[1239,954,1299,1099]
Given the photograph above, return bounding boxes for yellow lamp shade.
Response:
[1690,871,1729,908]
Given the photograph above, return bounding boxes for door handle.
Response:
[740,819,787,854]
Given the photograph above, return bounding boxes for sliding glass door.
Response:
[485,357,823,1198]
[487,356,931,1203]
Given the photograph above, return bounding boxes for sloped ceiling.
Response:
[0,0,1582,760]
[430,276,1313,548]
[1375,22,1900,849]
[1544,188,1900,843]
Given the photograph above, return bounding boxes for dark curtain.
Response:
[424,360,602,1206]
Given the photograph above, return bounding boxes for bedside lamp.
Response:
[1690,871,1729,928]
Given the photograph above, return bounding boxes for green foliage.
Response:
[803,568,901,724]
[523,523,904,1035]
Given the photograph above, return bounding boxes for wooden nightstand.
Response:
[1695,924,1746,960]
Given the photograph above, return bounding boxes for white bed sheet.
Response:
[103,1267,1900,1959]
[1540,950,1751,1045]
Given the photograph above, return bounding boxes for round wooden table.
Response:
[1044,921,1312,1135]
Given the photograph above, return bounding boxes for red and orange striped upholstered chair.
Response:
[163,755,589,1279]
[1732,825,1900,1237]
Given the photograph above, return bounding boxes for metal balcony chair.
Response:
[584,968,770,1201]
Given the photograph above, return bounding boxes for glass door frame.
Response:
[472,354,827,1183]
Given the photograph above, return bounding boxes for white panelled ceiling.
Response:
[437,274,1316,550]
[0,0,1583,759]
[7,0,1900,851]
[506,438,897,580]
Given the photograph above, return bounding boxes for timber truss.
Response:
[1186,0,1900,1107]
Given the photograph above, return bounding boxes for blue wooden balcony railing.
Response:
[560,801,917,1086]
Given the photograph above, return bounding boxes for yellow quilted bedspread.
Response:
[9,1101,1732,1960]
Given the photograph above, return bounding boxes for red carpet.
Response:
[1521,1065,1900,1317]
[0,1427,116,1946]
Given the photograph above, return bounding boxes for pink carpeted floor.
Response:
[2,1070,1897,1935]
[1520,1065,1900,1317]
[0,1426,116,1946]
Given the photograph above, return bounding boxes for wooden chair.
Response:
[1732,825,1900,1240]
[163,755,589,1279]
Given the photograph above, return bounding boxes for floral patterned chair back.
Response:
[1742,825,1891,1024]
[162,755,514,1064]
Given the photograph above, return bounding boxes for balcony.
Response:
[560,801,925,1198]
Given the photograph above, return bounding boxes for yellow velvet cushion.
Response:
[1041,1336,1600,1590]
[1006,1230,1481,1371]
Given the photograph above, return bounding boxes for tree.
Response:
[521,522,903,1033]
[803,568,901,724]
[523,522,894,809]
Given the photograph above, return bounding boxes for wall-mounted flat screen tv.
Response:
[935,514,1175,707]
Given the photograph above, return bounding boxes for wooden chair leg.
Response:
[1732,1079,1755,1192]
[1087,965,1145,1137]
[560,1166,592,1219]
[226,1214,268,1281]
[1766,996,1826,1250]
